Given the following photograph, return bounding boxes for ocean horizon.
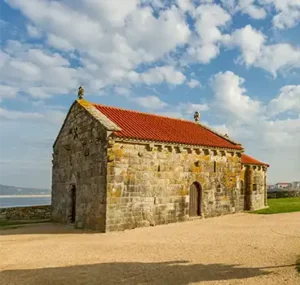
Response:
[0,196,51,208]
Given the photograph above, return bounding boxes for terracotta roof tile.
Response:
[92,103,243,150]
[241,154,269,167]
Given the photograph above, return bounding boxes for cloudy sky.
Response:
[0,0,299,188]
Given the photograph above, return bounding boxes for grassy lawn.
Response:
[252,197,300,214]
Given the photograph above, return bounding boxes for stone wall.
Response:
[52,102,108,231]
[241,165,267,210]
[106,140,244,232]
[0,205,51,221]
[251,166,267,209]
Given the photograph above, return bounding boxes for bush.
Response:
[267,189,300,199]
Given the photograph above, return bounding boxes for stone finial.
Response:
[194,111,200,122]
[224,134,229,137]
[78,86,84,99]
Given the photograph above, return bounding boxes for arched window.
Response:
[214,161,217,173]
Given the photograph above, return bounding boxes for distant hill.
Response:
[0,184,51,196]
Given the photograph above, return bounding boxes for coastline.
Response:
[0,195,51,198]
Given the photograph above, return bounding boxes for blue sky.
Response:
[0,0,299,188]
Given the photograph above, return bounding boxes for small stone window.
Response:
[217,184,221,193]
[240,181,244,195]
[253,184,257,191]
[214,161,217,173]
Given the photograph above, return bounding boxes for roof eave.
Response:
[242,162,270,167]
[110,135,244,151]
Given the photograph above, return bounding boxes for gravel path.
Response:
[1,212,300,285]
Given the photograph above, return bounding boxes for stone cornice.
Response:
[110,135,244,153]
[242,163,269,168]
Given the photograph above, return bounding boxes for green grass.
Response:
[0,219,50,229]
[252,197,300,214]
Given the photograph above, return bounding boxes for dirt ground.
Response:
[0,212,299,285]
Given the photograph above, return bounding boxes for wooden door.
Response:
[189,183,201,217]
[71,185,76,223]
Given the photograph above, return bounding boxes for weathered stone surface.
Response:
[0,205,51,221]
[52,101,268,233]
[52,102,107,231]
[240,165,267,210]
[105,141,246,232]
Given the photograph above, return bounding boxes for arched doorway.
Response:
[189,182,202,217]
[70,185,76,223]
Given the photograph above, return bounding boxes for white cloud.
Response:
[223,25,265,65]
[224,117,300,183]
[134,95,168,110]
[177,0,194,12]
[7,0,105,51]
[268,85,300,116]
[0,107,66,123]
[26,49,70,67]
[113,86,132,97]
[2,0,300,188]
[187,79,201,88]
[238,0,266,19]
[260,0,300,29]
[0,41,79,99]
[26,86,70,99]
[80,0,139,27]
[222,0,266,19]
[211,124,229,136]
[4,0,191,97]
[177,102,209,114]
[138,100,209,119]
[209,70,300,183]
[26,25,42,38]
[130,66,186,85]
[0,50,10,69]
[0,107,43,120]
[47,34,74,51]
[223,25,300,75]
[0,84,19,101]
[211,71,261,121]
[186,3,231,63]
[125,6,190,61]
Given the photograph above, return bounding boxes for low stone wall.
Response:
[0,205,51,221]
[267,189,300,199]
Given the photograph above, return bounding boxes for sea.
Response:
[0,196,51,208]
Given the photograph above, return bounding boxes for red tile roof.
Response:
[241,154,269,167]
[92,103,243,150]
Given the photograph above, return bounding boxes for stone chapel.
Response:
[51,91,269,232]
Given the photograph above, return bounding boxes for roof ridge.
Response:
[91,102,196,123]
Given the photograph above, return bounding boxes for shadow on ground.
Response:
[0,223,89,236]
[0,260,271,285]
